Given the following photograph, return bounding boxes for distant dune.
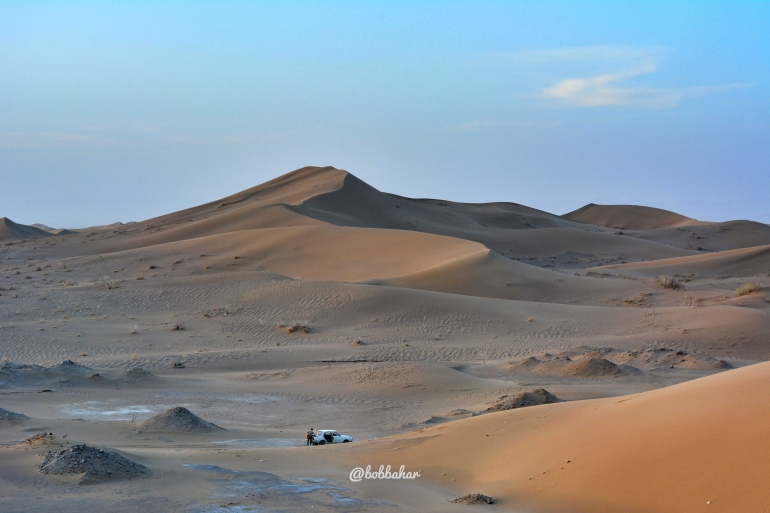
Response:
[0,217,52,242]
[598,243,770,278]
[563,203,708,230]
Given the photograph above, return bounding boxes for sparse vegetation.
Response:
[684,292,703,307]
[735,282,763,297]
[658,275,682,290]
[286,324,311,334]
[99,276,119,290]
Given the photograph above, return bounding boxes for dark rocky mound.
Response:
[486,388,562,412]
[0,361,48,385]
[562,357,627,377]
[141,407,223,433]
[0,407,29,421]
[712,359,733,370]
[40,444,149,484]
[54,360,92,374]
[450,493,495,505]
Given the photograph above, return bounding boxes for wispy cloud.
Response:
[495,46,750,109]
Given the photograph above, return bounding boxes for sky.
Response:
[1,1,768,227]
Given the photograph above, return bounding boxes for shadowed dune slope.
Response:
[629,220,770,253]
[294,173,699,262]
[0,217,52,242]
[598,243,770,278]
[563,203,707,230]
[338,362,770,513]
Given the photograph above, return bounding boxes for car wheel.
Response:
[342,439,350,443]
[317,440,326,445]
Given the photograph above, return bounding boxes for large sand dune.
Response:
[599,243,770,278]
[563,203,707,230]
[338,361,770,513]
[0,217,52,242]
[1,165,768,513]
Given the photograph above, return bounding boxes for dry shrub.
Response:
[684,292,703,307]
[99,276,118,290]
[658,275,682,290]
[735,282,763,297]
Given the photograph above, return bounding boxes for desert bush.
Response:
[658,275,682,290]
[735,282,763,297]
[99,276,118,290]
[684,292,703,307]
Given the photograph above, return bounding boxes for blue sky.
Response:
[1,1,768,227]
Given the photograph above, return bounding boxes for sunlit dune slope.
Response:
[337,362,770,513]
[80,224,638,303]
[563,203,707,230]
[598,243,770,278]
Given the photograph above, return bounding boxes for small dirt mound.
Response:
[446,409,473,417]
[509,356,541,371]
[23,433,57,447]
[711,359,733,370]
[40,444,149,484]
[123,367,155,380]
[450,493,495,505]
[0,407,29,421]
[562,357,623,377]
[141,407,223,433]
[486,388,562,412]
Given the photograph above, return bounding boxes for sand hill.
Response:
[563,203,706,230]
[141,407,223,433]
[338,361,770,513]
[0,217,52,242]
[1,165,768,512]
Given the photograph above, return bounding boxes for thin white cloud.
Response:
[493,46,750,109]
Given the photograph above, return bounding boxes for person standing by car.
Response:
[306,428,315,446]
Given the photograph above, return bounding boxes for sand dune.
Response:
[18,167,764,266]
[66,223,643,303]
[563,203,707,230]
[599,243,770,278]
[338,362,770,513]
[1,165,768,513]
[629,220,770,252]
[366,248,633,303]
[0,217,52,242]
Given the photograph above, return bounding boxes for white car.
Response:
[313,429,353,445]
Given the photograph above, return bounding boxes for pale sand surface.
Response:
[1,166,768,512]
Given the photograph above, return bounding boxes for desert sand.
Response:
[1,166,768,512]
